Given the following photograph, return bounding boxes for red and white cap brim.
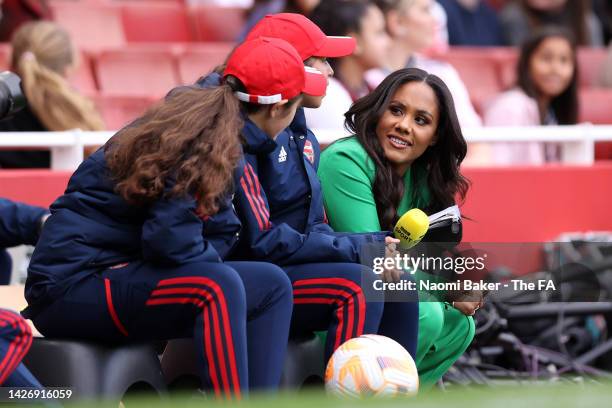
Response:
[302,66,327,97]
[234,92,282,104]
[315,36,356,58]
[234,66,327,103]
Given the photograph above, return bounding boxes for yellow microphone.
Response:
[393,208,429,250]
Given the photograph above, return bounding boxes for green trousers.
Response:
[416,301,475,389]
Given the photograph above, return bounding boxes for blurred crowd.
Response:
[0,0,611,168]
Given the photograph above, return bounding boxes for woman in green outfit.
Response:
[318,67,481,388]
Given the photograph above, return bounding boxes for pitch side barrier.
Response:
[0,125,612,170]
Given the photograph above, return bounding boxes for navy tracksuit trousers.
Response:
[0,309,42,388]
[31,261,292,398]
[285,263,419,361]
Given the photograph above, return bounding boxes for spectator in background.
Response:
[0,0,52,42]
[593,0,612,44]
[484,27,578,165]
[240,0,320,40]
[307,0,390,140]
[369,0,482,129]
[438,0,504,46]
[0,21,104,169]
[500,0,604,47]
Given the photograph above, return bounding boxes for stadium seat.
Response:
[189,6,244,42]
[577,47,607,87]
[579,88,612,125]
[280,334,325,388]
[441,48,503,112]
[177,43,234,84]
[1,285,165,401]
[121,3,194,43]
[494,49,519,90]
[595,142,612,161]
[68,52,98,95]
[94,49,179,97]
[50,2,125,49]
[161,334,325,390]
[24,339,166,401]
[93,94,158,130]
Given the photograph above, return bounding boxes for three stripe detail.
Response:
[0,310,33,385]
[146,277,241,400]
[240,163,270,231]
[293,278,366,351]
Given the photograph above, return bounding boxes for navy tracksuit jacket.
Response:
[24,148,293,397]
[0,198,47,284]
[197,73,419,360]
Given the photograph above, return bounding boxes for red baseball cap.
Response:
[224,37,327,104]
[245,13,356,61]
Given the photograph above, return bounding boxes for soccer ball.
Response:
[324,334,419,398]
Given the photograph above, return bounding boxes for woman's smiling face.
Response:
[375,80,439,175]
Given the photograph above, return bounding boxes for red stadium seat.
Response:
[580,87,612,158]
[94,48,179,97]
[177,43,234,84]
[189,6,244,42]
[585,86,612,161]
[577,47,607,87]
[579,88,612,125]
[121,3,194,43]
[67,52,98,95]
[0,170,72,208]
[595,142,612,161]
[50,1,125,49]
[93,94,158,130]
[441,48,503,113]
[494,48,519,90]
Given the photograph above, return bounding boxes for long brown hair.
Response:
[517,26,578,124]
[11,21,105,131]
[521,0,590,45]
[345,68,469,230]
[105,84,243,216]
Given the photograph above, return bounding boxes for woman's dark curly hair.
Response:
[345,67,469,230]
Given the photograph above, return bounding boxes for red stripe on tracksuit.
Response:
[293,288,354,350]
[292,278,366,350]
[104,279,129,337]
[0,311,33,385]
[147,287,231,397]
[241,164,270,230]
[245,165,270,219]
[240,176,263,230]
[147,294,223,397]
[145,278,241,400]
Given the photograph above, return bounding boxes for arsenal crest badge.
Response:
[303,139,315,164]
